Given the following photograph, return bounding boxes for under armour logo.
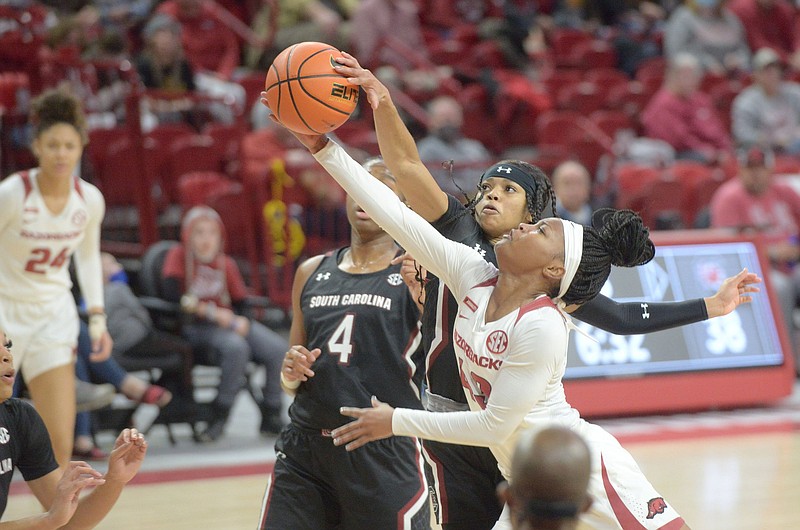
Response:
[316,272,331,281]
[641,303,650,319]
[496,166,512,174]
[473,243,487,258]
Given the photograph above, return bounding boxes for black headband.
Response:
[480,162,537,200]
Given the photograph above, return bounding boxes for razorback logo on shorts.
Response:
[646,497,667,519]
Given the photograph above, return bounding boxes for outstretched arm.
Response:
[569,268,761,334]
[333,53,450,222]
[331,311,568,451]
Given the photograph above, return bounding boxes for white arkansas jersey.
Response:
[0,169,105,305]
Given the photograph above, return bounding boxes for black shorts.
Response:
[423,439,504,530]
[260,424,430,530]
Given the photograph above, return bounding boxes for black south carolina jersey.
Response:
[423,195,496,403]
[289,248,425,431]
[0,398,58,518]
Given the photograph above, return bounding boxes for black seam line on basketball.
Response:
[278,45,296,123]
[292,47,340,133]
[296,78,352,117]
[267,73,351,89]
[295,48,350,118]
[268,62,282,110]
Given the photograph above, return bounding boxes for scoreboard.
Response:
[563,230,796,417]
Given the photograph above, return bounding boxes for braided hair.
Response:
[30,88,88,145]
[561,208,655,306]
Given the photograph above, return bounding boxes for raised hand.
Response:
[104,428,147,485]
[47,461,106,527]
[705,268,762,318]
[282,345,321,384]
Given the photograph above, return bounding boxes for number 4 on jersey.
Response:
[25,247,70,274]
[327,313,355,364]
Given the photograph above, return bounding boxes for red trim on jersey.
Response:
[396,441,428,529]
[427,285,451,371]
[72,176,84,199]
[515,296,558,324]
[473,276,499,289]
[258,468,277,529]
[601,454,648,529]
[20,170,32,200]
[659,518,688,529]
[422,444,450,523]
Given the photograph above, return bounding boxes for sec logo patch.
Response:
[486,330,508,354]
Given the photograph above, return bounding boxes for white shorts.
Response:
[577,421,685,530]
[0,293,78,382]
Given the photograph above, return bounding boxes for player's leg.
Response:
[578,422,690,530]
[332,436,430,530]
[423,440,504,530]
[23,295,79,470]
[260,426,338,530]
[26,363,76,470]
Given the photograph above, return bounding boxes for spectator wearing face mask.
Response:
[417,96,492,199]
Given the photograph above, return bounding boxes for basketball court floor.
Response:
[7,381,800,529]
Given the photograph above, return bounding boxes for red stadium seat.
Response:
[535,110,587,147]
[177,171,238,210]
[556,81,605,114]
[589,109,635,138]
[86,127,129,177]
[550,28,593,68]
[613,163,662,209]
[164,135,226,204]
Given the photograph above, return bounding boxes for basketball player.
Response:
[0,329,147,528]
[258,158,430,530]
[0,89,112,470]
[280,131,713,529]
[497,426,593,530]
[322,55,760,529]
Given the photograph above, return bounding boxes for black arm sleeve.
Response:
[571,294,709,335]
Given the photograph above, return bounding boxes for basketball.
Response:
[265,42,359,135]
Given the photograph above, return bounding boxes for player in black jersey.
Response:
[258,158,430,530]
[320,55,761,530]
[0,329,147,528]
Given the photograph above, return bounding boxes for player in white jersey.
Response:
[0,89,112,470]
[270,129,757,529]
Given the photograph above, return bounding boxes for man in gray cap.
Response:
[732,47,800,154]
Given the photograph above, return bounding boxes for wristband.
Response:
[88,313,107,343]
[280,371,301,390]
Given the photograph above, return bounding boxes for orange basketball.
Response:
[265,42,359,135]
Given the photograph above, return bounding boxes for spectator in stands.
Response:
[728,0,800,71]
[496,426,593,530]
[710,146,800,358]
[417,95,492,199]
[246,0,356,70]
[732,47,800,154]
[136,14,195,94]
[156,0,239,81]
[552,160,593,226]
[155,1,245,121]
[664,0,751,75]
[350,0,428,70]
[161,206,288,442]
[641,52,733,164]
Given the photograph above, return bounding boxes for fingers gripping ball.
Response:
[265,41,359,135]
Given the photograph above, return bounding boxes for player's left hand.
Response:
[332,396,394,451]
[90,331,112,362]
[330,52,389,111]
[104,428,148,484]
[705,268,762,318]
